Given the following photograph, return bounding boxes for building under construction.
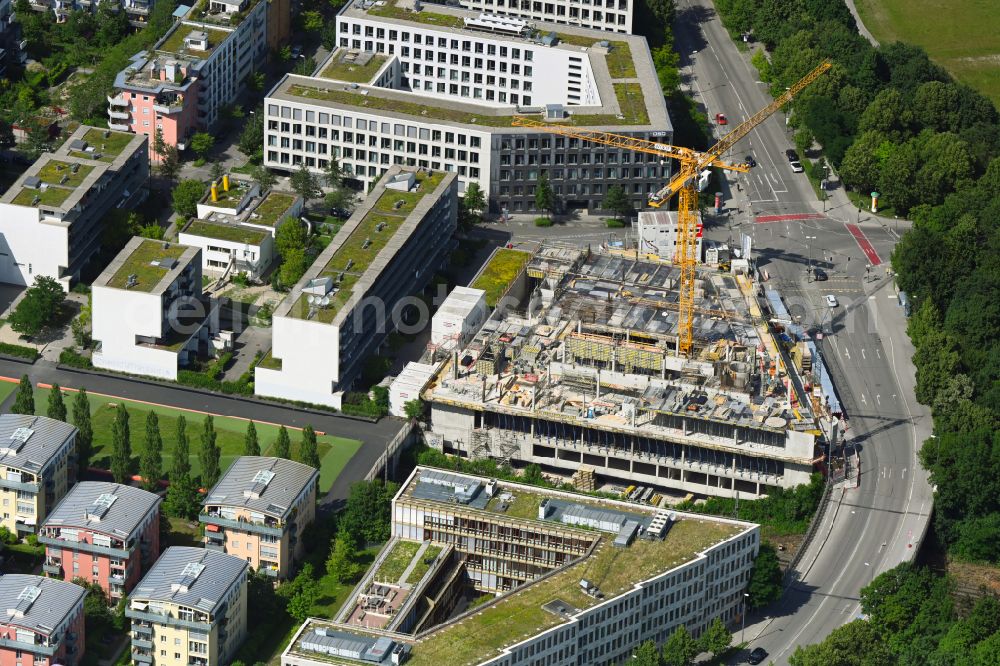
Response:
[423,245,822,499]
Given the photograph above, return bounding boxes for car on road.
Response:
[790,160,804,173]
[748,647,768,665]
[744,154,756,168]
[785,148,799,162]
[812,267,828,281]
[715,113,728,125]
[826,294,839,308]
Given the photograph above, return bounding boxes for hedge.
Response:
[0,343,40,362]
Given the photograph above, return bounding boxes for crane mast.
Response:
[512,61,831,357]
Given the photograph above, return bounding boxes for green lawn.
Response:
[320,53,389,84]
[31,387,361,492]
[0,380,18,406]
[164,515,202,548]
[855,0,1000,106]
[367,0,465,28]
[12,184,72,207]
[375,540,421,583]
[252,191,297,226]
[183,219,268,245]
[76,128,136,161]
[470,248,531,306]
[405,544,441,584]
[107,240,187,292]
[37,159,94,187]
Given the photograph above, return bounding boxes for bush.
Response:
[0,342,40,361]
[59,347,91,368]
[534,216,553,227]
[605,217,626,228]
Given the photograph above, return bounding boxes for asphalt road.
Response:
[674,0,933,661]
[0,359,404,503]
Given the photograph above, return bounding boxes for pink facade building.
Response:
[39,482,161,603]
[0,574,87,666]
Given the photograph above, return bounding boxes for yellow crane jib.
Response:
[511,60,831,358]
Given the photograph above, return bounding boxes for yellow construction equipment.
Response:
[513,61,831,357]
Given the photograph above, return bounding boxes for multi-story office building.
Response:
[178,179,302,281]
[0,414,78,536]
[263,2,670,214]
[200,456,318,579]
[281,466,758,666]
[127,547,249,666]
[40,482,162,602]
[425,245,820,499]
[110,0,269,158]
[92,237,217,381]
[255,166,457,405]
[0,126,148,288]
[439,0,634,33]
[0,575,87,666]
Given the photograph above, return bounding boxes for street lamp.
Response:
[741,592,750,644]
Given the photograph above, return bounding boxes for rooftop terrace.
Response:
[157,23,231,58]
[106,239,190,292]
[318,50,389,84]
[288,170,446,323]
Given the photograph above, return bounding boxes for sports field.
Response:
[29,386,362,492]
[855,0,1000,107]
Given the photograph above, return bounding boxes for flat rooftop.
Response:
[279,168,449,324]
[271,5,667,132]
[318,49,389,84]
[182,219,268,245]
[247,191,298,227]
[99,237,196,293]
[286,467,749,666]
[157,23,232,58]
[426,246,819,455]
[63,127,139,162]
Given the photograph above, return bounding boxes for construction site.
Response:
[421,244,823,500]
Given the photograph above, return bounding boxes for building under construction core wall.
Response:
[423,245,822,499]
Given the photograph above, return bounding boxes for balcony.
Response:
[0,637,57,656]
[132,623,153,638]
[108,120,131,132]
[108,109,130,120]
[0,476,39,493]
[205,541,225,552]
[37,535,129,558]
[199,514,283,538]
[153,101,184,115]
[126,609,211,633]
[132,637,153,650]
[109,573,125,585]
[15,522,36,534]
[43,562,62,575]
[132,650,153,663]
[260,566,278,578]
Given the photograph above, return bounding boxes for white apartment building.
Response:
[92,237,217,381]
[448,0,634,33]
[0,127,148,288]
[179,180,302,280]
[263,3,671,215]
[255,167,457,405]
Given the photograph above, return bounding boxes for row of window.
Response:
[343,23,536,62]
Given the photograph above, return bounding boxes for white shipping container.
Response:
[431,287,488,346]
[390,362,440,417]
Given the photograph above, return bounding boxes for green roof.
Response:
[250,191,297,227]
[107,240,188,292]
[404,520,740,666]
[319,52,389,84]
[11,185,72,207]
[158,24,231,57]
[286,82,649,127]
[366,0,465,28]
[69,128,136,162]
[204,182,249,208]
[37,160,95,188]
[183,220,268,245]
[289,171,446,323]
[470,248,532,307]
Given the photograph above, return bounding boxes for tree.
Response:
[189,131,214,159]
[462,182,486,221]
[603,184,632,221]
[47,383,67,422]
[699,617,732,657]
[325,187,353,215]
[239,111,264,157]
[274,426,291,459]
[140,411,162,492]
[632,640,663,666]
[789,619,892,666]
[645,0,675,25]
[12,375,34,415]
[326,532,364,583]
[662,624,699,666]
[251,165,276,192]
[10,275,66,337]
[199,415,221,489]
[746,543,783,608]
[73,389,93,475]
[76,578,112,631]
[534,172,555,218]
[244,420,260,456]
[158,145,180,183]
[324,156,345,189]
[165,415,201,519]
[301,10,323,31]
[298,425,320,469]
[152,127,168,160]
[275,218,308,256]
[279,248,308,286]
[110,404,131,484]
[403,399,425,420]
[285,564,320,622]
[338,480,398,544]
[172,179,205,218]
[290,164,322,201]
[209,160,225,185]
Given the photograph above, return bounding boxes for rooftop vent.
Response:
[245,469,275,499]
[7,585,41,617]
[23,176,41,189]
[69,140,87,151]
[125,273,139,289]
[156,257,178,270]
[172,561,206,593]
[87,492,118,521]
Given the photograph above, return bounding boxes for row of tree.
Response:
[633,619,732,666]
[8,376,322,520]
[714,0,1000,215]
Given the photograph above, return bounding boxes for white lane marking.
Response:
[902,468,907,479]
[844,348,851,360]
[869,295,876,300]
[876,394,881,406]
[861,349,866,360]
[860,394,867,406]
[876,349,882,359]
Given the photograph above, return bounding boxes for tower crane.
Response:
[513,61,831,357]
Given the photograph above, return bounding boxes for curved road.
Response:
[673,0,933,661]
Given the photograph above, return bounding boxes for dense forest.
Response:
[714,0,1000,215]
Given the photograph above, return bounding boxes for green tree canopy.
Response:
[140,411,163,491]
[746,542,783,608]
[46,384,67,422]
[12,375,34,415]
[244,420,260,456]
[172,179,205,218]
[290,164,322,201]
[72,389,93,474]
[110,404,131,483]
[10,276,65,337]
[274,425,291,459]
[297,425,320,469]
[199,415,220,489]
